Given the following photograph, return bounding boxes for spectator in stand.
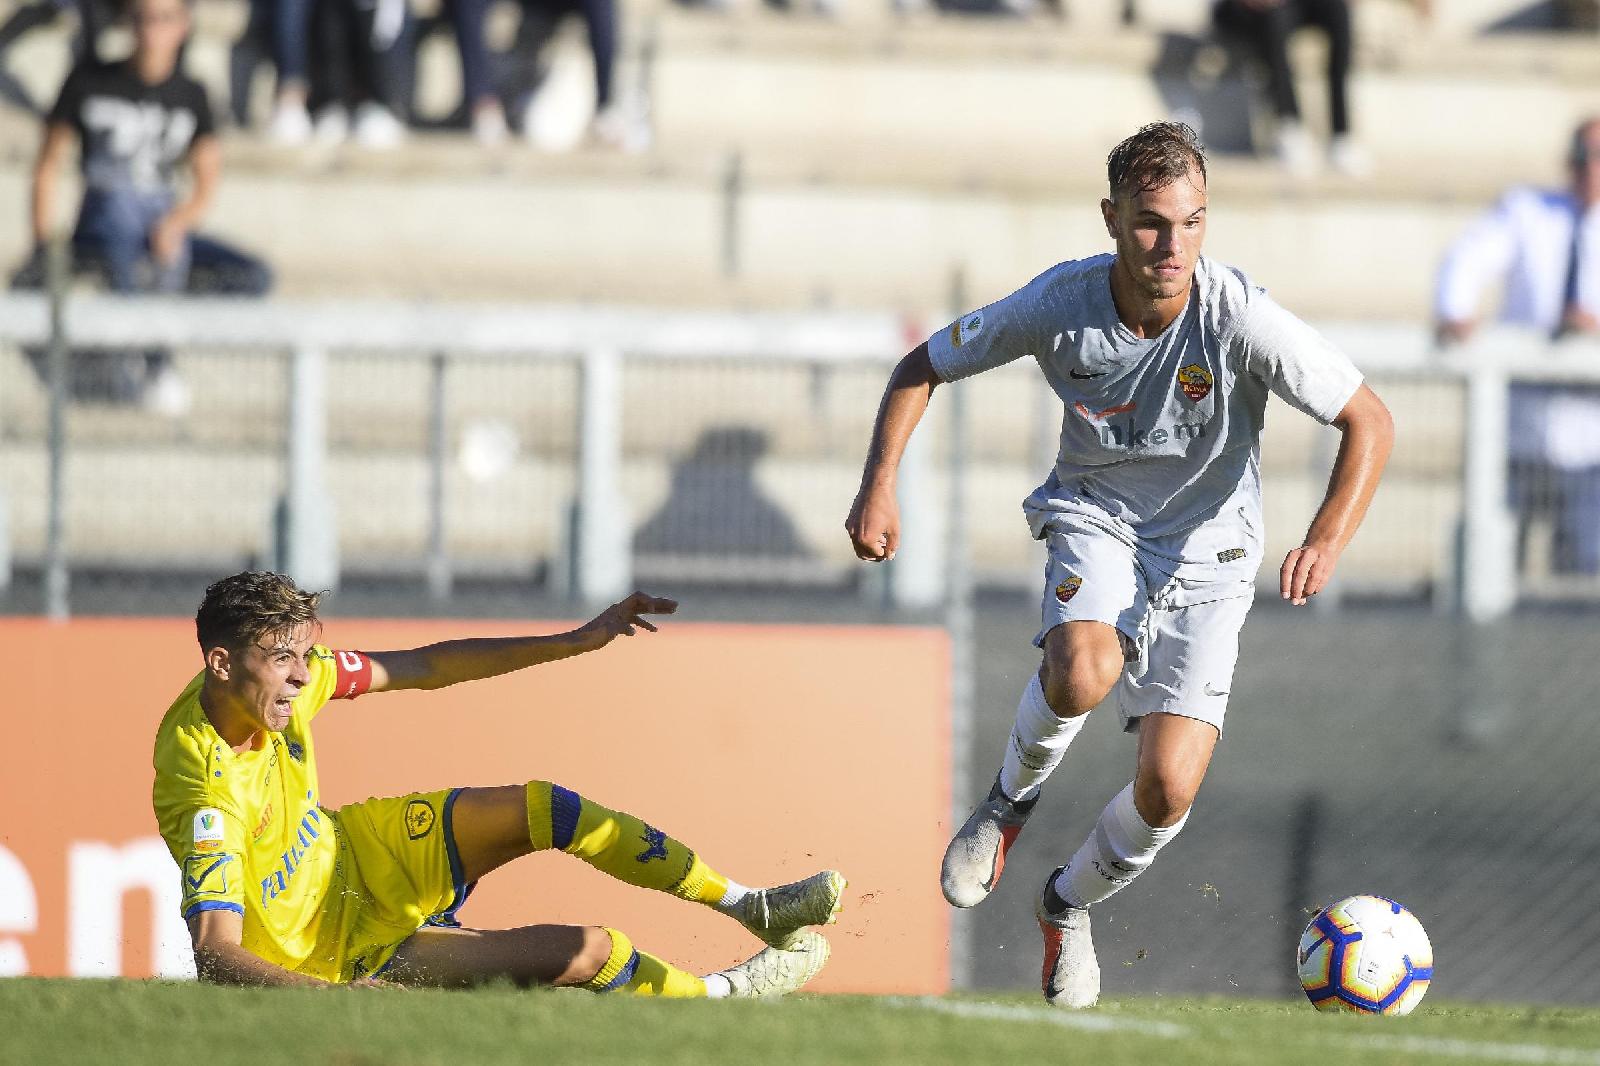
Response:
[305,0,411,147]
[13,0,272,409]
[230,0,317,143]
[1211,0,1367,177]
[441,0,508,144]
[507,0,626,148]
[1435,118,1600,576]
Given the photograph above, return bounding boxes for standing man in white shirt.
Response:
[844,122,1393,1009]
[1436,118,1600,575]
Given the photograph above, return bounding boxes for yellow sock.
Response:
[582,927,707,997]
[526,781,732,904]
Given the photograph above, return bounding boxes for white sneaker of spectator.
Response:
[267,99,312,146]
[141,364,192,419]
[313,104,350,146]
[1274,121,1317,179]
[472,101,509,147]
[354,103,406,150]
[589,105,648,153]
[1328,135,1373,179]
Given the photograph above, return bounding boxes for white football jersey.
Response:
[927,254,1362,578]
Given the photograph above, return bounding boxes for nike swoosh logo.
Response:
[1204,684,1229,697]
[1069,370,1106,379]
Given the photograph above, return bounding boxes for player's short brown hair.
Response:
[195,571,323,653]
[1106,122,1207,201]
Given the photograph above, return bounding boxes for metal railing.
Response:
[4,293,1600,619]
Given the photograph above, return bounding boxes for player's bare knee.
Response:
[1133,774,1196,828]
[1039,644,1121,716]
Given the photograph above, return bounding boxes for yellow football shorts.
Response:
[310,787,471,982]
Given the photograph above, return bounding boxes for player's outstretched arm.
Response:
[189,910,337,988]
[845,342,941,562]
[363,592,678,692]
[1280,384,1395,606]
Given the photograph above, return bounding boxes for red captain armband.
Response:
[331,650,374,700]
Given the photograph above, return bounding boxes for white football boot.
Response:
[941,775,1038,908]
[737,870,847,948]
[1037,866,1099,1009]
[711,930,830,998]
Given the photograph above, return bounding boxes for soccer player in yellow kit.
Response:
[153,571,843,994]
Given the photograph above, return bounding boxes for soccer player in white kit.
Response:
[845,123,1394,1009]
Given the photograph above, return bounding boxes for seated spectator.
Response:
[1211,0,1368,177]
[306,0,410,147]
[1435,119,1600,575]
[229,0,317,143]
[12,0,272,409]
[505,0,628,149]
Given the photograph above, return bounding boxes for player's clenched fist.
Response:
[588,592,679,641]
[1279,543,1339,606]
[846,485,900,562]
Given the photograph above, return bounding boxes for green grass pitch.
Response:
[3,979,1599,1066]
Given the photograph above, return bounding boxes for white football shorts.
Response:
[1034,513,1256,735]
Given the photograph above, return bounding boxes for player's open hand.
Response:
[589,591,678,643]
[845,485,900,562]
[1280,542,1340,606]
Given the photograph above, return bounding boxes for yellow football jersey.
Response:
[151,644,370,980]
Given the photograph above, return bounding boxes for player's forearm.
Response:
[30,167,57,246]
[1302,396,1394,554]
[393,631,607,690]
[858,343,940,491]
[194,942,329,988]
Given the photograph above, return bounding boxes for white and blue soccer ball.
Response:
[1297,894,1434,1015]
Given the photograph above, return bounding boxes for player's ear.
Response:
[1100,198,1118,240]
[205,645,232,682]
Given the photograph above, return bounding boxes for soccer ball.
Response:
[1296,894,1433,1015]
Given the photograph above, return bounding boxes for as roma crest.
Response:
[1177,364,1214,403]
[1054,576,1082,604]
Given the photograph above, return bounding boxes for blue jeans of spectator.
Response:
[71,187,274,296]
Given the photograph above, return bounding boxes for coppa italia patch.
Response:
[951,311,984,348]
[1177,364,1214,403]
[193,808,226,853]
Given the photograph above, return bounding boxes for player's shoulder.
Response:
[1192,256,1266,335]
[152,676,233,811]
[1026,253,1114,295]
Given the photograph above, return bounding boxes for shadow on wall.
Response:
[633,425,810,568]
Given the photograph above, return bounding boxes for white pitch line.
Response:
[881,996,1190,1039]
[885,996,1600,1065]
[1327,1034,1600,1066]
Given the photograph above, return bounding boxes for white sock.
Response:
[711,880,752,917]
[702,972,733,998]
[998,674,1087,802]
[1053,783,1189,909]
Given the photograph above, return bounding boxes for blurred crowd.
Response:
[0,0,627,149]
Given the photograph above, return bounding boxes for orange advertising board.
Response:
[0,617,951,994]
